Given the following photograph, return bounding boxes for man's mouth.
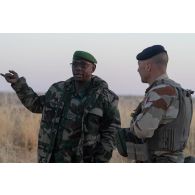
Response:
[74,74,83,78]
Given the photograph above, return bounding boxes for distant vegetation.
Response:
[0,93,194,162]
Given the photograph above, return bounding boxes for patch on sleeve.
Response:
[153,86,177,96]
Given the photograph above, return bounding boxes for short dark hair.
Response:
[151,52,169,66]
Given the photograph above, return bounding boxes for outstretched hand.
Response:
[0,70,19,84]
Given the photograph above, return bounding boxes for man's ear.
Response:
[145,63,151,72]
[92,64,96,73]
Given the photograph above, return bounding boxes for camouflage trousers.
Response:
[149,153,184,163]
[49,145,99,163]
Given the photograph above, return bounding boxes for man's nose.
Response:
[74,65,82,70]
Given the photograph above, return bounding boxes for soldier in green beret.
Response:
[1,50,121,163]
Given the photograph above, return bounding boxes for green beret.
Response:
[73,51,97,64]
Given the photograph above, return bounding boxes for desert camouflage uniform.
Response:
[11,75,121,163]
[130,74,190,162]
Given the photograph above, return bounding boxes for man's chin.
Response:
[74,75,82,79]
[74,76,84,81]
[140,77,147,83]
[73,75,92,82]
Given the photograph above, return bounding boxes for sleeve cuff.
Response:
[11,77,27,92]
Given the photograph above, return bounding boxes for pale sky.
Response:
[0,33,195,96]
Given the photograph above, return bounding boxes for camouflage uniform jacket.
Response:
[11,75,121,163]
[130,73,186,162]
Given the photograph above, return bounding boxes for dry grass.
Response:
[0,93,194,162]
[0,93,40,162]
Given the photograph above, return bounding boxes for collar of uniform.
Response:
[74,79,92,98]
[150,73,169,86]
[145,73,169,94]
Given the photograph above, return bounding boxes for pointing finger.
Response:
[9,70,17,75]
[0,73,5,77]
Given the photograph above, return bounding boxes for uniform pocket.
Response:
[85,108,103,134]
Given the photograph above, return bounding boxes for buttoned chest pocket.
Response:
[85,108,103,135]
